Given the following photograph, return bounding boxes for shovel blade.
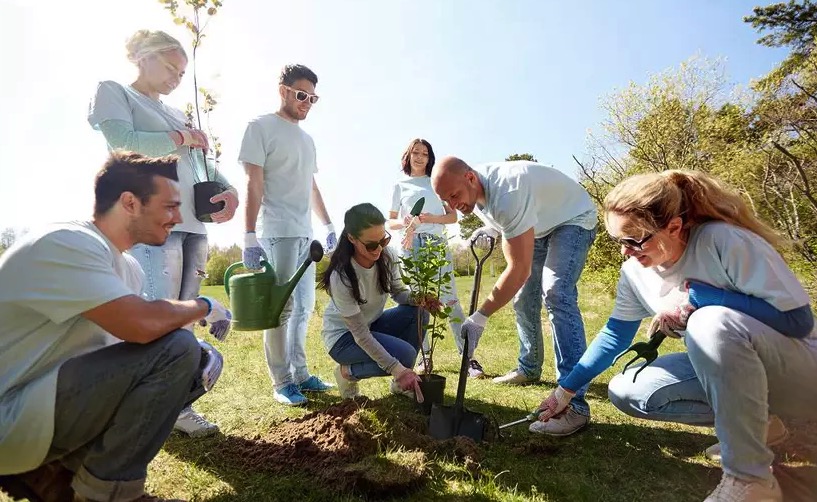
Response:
[428,404,487,442]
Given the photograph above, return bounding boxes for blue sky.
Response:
[0,0,788,246]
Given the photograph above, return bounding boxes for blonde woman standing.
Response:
[87,30,238,438]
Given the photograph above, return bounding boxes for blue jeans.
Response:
[44,329,204,501]
[608,306,817,481]
[129,231,208,302]
[513,224,596,416]
[260,237,316,389]
[328,305,424,379]
[404,233,466,354]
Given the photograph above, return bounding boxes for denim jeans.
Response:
[329,305,424,379]
[260,237,316,389]
[513,224,596,416]
[403,233,466,354]
[129,231,208,302]
[608,306,817,482]
[43,329,204,501]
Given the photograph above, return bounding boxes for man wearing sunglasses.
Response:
[238,64,336,406]
[432,156,598,436]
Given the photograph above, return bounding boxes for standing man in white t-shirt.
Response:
[432,156,598,436]
[0,151,230,501]
[239,64,336,406]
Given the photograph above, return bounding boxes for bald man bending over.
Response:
[432,156,597,436]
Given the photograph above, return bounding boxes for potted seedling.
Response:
[400,232,459,414]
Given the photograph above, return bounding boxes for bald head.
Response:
[431,155,483,215]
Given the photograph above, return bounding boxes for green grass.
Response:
[1,276,724,502]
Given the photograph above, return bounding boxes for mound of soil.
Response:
[220,398,483,497]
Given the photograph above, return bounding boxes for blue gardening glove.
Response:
[197,339,224,392]
[198,296,232,341]
[461,311,488,358]
[243,232,267,270]
[324,223,337,254]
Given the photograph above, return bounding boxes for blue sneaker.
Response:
[299,375,335,393]
[273,383,308,406]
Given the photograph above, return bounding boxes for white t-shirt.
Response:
[390,175,447,236]
[88,81,206,234]
[473,161,597,239]
[611,221,812,333]
[322,250,407,352]
[238,113,318,238]
[0,221,144,474]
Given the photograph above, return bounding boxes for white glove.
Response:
[198,296,232,341]
[461,311,488,358]
[242,232,267,270]
[470,226,500,246]
[197,339,224,392]
[536,385,575,422]
[324,223,337,254]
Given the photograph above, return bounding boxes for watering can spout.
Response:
[224,240,324,331]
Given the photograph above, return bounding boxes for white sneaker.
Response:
[705,415,789,462]
[334,364,360,399]
[389,378,415,399]
[492,369,538,385]
[704,472,782,502]
[528,407,589,437]
[173,407,219,438]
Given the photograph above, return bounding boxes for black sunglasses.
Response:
[284,86,319,104]
[360,231,392,251]
[609,233,654,251]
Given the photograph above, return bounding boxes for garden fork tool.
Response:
[498,408,544,430]
[613,329,668,382]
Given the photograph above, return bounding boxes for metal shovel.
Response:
[428,236,495,442]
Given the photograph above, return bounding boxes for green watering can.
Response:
[223,240,324,331]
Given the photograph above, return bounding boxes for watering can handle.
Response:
[223,260,273,297]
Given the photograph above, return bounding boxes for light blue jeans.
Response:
[608,306,817,482]
[513,224,596,416]
[260,237,316,390]
[328,305,424,379]
[129,231,208,302]
[403,233,466,354]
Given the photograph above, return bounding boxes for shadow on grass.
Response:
[163,394,728,502]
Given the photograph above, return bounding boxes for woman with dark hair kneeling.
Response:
[320,203,428,402]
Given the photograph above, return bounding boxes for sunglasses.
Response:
[360,231,392,251]
[609,233,654,251]
[284,86,320,104]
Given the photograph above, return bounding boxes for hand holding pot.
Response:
[209,187,239,224]
[395,368,424,403]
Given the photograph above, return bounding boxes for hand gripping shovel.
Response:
[428,235,496,442]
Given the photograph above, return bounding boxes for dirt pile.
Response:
[220,398,482,497]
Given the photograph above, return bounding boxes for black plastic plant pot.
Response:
[417,373,446,415]
[194,181,226,223]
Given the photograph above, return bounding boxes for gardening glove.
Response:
[198,339,224,392]
[243,232,267,270]
[209,187,239,224]
[395,368,424,403]
[536,385,575,422]
[198,296,232,341]
[461,311,488,358]
[649,290,696,339]
[470,226,500,247]
[175,129,210,149]
[324,223,337,254]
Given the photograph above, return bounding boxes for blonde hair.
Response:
[604,170,785,250]
[125,30,186,65]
